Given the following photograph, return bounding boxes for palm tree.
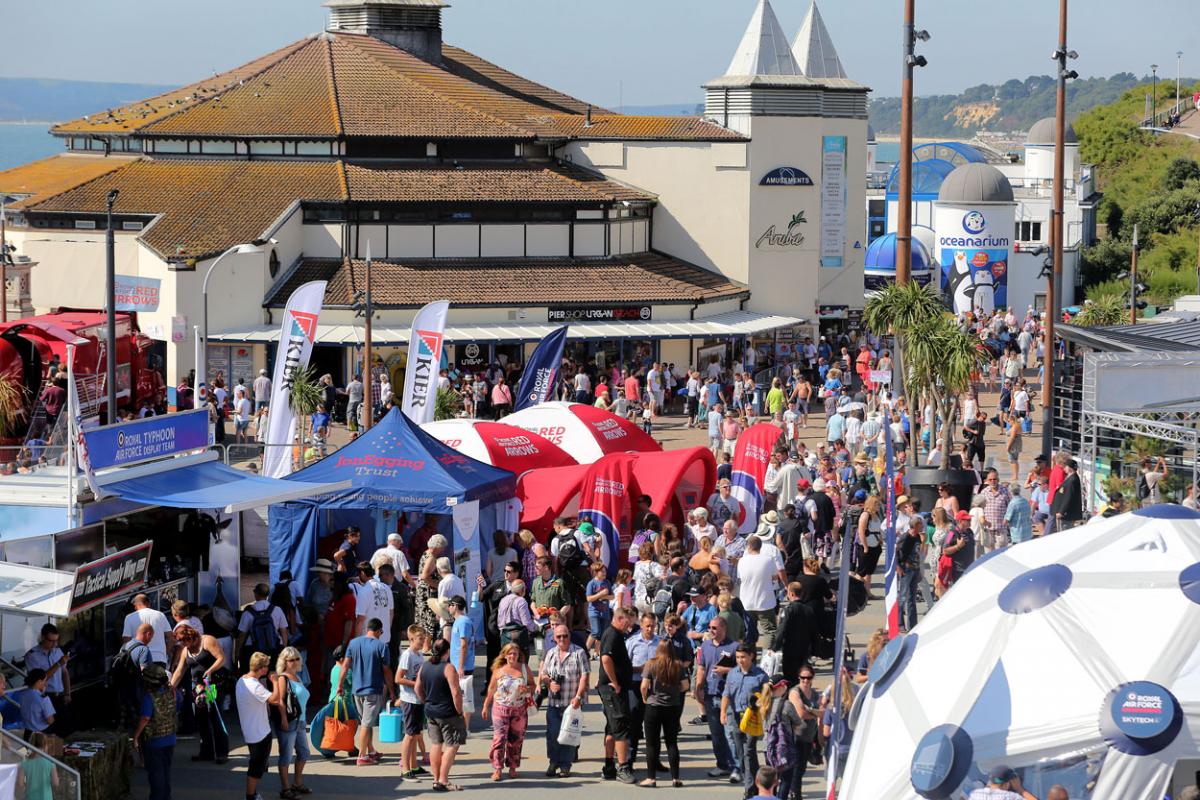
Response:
[903,314,992,459]
[1073,294,1127,328]
[862,281,946,403]
[434,387,462,421]
[0,371,29,439]
[287,366,322,468]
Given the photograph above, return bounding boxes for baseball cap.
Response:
[686,587,703,597]
[797,478,811,490]
[578,520,597,537]
[769,673,788,689]
[988,765,1017,785]
[853,489,868,502]
[788,449,799,460]
[955,510,971,522]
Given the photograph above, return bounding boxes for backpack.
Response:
[1136,472,1151,502]
[143,686,177,742]
[652,588,673,619]
[247,605,281,652]
[764,704,797,772]
[556,532,588,571]
[282,678,301,723]
[111,642,148,690]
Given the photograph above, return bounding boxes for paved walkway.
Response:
[189,385,1040,800]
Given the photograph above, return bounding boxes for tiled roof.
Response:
[541,114,747,141]
[0,154,139,210]
[27,160,345,260]
[52,33,738,143]
[51,39,314,135]
[344,163,653,203]
[268,252,748,308]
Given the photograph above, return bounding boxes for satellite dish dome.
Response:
[912,225,937,256]
[1026,117,1077,146]
[937,162,1014,204]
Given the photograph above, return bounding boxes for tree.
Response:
[287,366,322,468]
[1163,157,1200,191]
[0,372,29,439]
[434,387,461,421]
[903,315,992,461]
[862,281,946,400]
[1072,294,1127,327]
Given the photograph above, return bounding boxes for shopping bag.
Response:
[460,675,476,714]
[320,697,359,752]
[759,649,782,678]
[739,704,764,737]
[557,703,583,747]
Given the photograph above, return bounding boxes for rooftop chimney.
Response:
[324,0,448,64]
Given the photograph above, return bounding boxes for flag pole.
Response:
[826,511,855,799]
[363,243,373,432]
[66,344,77,526]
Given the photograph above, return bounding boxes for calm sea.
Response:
[0,123,64,171]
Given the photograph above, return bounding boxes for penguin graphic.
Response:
[946,250,975,316]
[972,262,995,316]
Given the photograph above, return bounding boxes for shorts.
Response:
[597,684,632,740]
[797,399,809,414]
[401,702,425,737]
[587,609,612,638]
[276,721,310,768]
[255,401,269,412]
[723,439,737,456]
[652,390,664,407]
[235,419,251,433]
[246,735,272,779]
[354,694,383,729]
[427,715,467,747]
[710,436,721,450]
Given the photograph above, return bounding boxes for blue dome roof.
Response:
[885,142,988,200]
[864,233,932,271]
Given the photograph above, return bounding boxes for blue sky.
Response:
[5,0,1197,104]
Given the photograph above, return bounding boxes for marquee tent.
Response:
[500,401,661,463]
[840,506,1200,800]
[268,408,516,587]
[421,419,577,475]
[516,463,591,539]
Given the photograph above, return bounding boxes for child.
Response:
[584,563,613,657]
[611,568,633,611]
[614,388,629,419]
[783,402,799,446]
[435,558,465,641]
[641,403,653,435]
[396,626,428,779]
[19,732,57,800]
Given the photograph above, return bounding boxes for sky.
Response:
[5,0,1199,104]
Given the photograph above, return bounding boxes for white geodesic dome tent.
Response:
[841,505,1200,800]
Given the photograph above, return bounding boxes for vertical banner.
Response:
[820,135,847,268]
[827,512,855,800]
[67,346,104,502]
[578,453,638,572]
[262,280,327,478]
[882,426,899,639]
[401,300,449,425]
[730,423,785,533]
[452,500,483,640]
[514,325,568,411]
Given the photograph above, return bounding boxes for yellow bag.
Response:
[739,700,764,737]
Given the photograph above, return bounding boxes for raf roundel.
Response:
[997,563,1072,615]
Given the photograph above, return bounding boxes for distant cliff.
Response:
[0,77,174,122]
[869,73,1153,137]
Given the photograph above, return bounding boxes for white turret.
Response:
[791,1,847,79]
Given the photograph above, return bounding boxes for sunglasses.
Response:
[287,657,301,663]
[554,634,570,640]
[799,675,814,681]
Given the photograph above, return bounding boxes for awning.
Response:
[0,503,72,543]
[100,454,350,513]
[209,310,805,345]
[0,562,75,617]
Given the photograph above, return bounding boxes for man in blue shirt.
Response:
[694,617,737,778]
[447,596,476,728]
[720,645,768,792]
[682,588,718,643]
[338,618,394,766]
[132,664,176,800]
[1005,483,1033,544]
[626,613,660,771]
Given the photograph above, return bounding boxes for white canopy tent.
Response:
[841,506,1200,800]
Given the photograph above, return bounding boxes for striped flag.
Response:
[826,511,856,800]
[882,425,900,638]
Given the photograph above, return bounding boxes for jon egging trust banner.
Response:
[401,300,449,425]
[262,281,327,478]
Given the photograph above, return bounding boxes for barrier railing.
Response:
[0,727,81,800]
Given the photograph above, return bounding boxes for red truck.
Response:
[0,310,166,431]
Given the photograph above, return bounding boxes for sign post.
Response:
[69,541,153,614]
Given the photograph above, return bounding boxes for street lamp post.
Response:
[895,0,929,284]
[105,189,119,424]
[200,239,276,391]
[1152,64,1159,126]
[1178,51,1184,113]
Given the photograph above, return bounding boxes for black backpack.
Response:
[247,605,281,652]
[556,531,588,571]
[111,642,147,690]
[1136,472,1151,502]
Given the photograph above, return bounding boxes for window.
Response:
[269,249,280,279]
[122,221,144,231]
[1017,221,1043,242]
[74,220,97,230]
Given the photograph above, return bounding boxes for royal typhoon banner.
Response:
[402,301,450,425]
[514,325,567,411]
[262,281,327,478]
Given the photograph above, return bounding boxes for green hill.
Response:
[869,73,1172,137]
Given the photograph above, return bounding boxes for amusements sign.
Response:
[821,136,847,267]
[70,541,153,614]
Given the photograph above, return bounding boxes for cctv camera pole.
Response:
[1041,0,1068,460]
[105,189,119,424]
[1130,225,1139,326]
[895,0,918,285]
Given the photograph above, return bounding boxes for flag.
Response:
[193,326,207,406]
[730,423,785,533]
[577,452,639,572]
[826,510,856,800]
[261,281,327,478]
[401,300,449,425]
[514,325,567,411]
[882,427,900,638]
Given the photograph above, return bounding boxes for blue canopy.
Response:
[102,456,349,513]
[864,233,932,272]
[280,407,516,512]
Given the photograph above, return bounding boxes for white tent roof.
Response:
[791,1,847,79]
[725,0,801,78]
[841,506,1200,800]
[208,310,803,346]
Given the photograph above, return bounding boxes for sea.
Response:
[0,122,64,171]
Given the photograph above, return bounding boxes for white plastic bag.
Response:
[460,675,475,714]
[759,649,782,678]
[557,703,583,747]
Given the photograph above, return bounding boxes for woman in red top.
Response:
[323,573,356,667]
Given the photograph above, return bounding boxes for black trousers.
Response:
[194,694,230,761]
[642,702,682,781]
[628,691,645,761]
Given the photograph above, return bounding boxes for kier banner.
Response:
[731,423,785,533]
[401,301,450,425]
[262,281,326,478]
[577,452,639,572]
